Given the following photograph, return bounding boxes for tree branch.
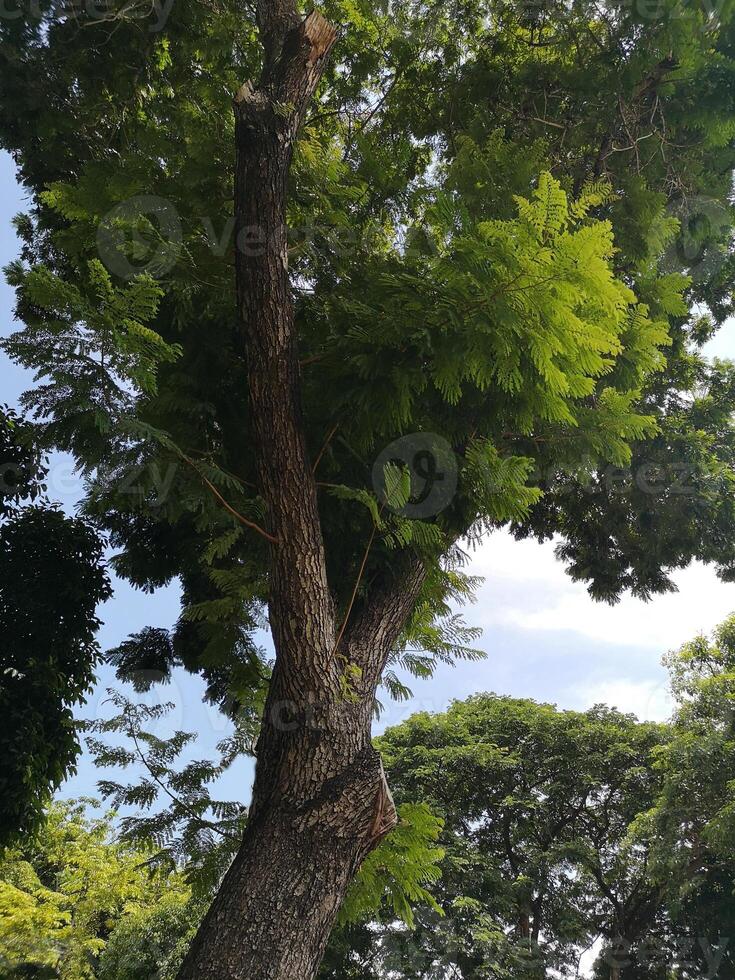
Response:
[128,726,240,842]
[241,8,339,132]
[343,555,428,690]
[333,522,378,657]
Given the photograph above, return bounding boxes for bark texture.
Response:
[176,6,422,979]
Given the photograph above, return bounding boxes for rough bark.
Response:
[177,685,395,980]
[176,7,413,979]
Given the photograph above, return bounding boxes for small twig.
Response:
[342,69,405,160]
[312,423,340,475]
[304,106,349,128]
[181,454,278,544]
[529,115,567,130]
[300,352,326,367]
[129,726,239,842]
[333,521,378,656]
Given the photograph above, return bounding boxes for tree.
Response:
[321,679,735,979]
[633,615,735,980]
[82,675,734,979]
[6,631,734,979]
[321,695,670,979]
[0,408,111,847]
[0,404,45,519]
[95,892,202,980]
[2,0,735,975]
[0,799,191,979]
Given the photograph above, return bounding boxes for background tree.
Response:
[2,0,735,975]
[320,696,669,979]
[0,408,111,847]
[630,615,735,980]
[0,799,191,979]
[4,618,735,978]
[321,662,735,979]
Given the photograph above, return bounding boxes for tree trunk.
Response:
[177,7,406,978]
[177,669,395,980]
[178,801,372,979]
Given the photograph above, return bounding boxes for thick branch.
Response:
[256,0,301,73]
[234,8,338,686]
[272,10,338,127]
[256,0,301,36]
[589,55,679,180]
[243,9,339,131]
[343,556,428,690]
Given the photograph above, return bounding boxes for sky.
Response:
[3,148,735,810]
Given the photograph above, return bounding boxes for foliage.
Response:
[2,259,178,462]
[0,404,111,847]
[5,616,735,978]
[338,804,445,929]
[96,893,203,980]
[0,800,190,979]
[0,508,111,848]
[84,691,251,899]
[631,615,735,979]
[1,0,734,720]
[322,661,735,979]
[0,404,46,518]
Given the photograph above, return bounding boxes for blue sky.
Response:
[3,148,735,810]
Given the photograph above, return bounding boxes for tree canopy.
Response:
[0,799,193,979]
[2,0,735,718]
[321,620,735,979]
[2,0,735,974]
[5,616,735,979]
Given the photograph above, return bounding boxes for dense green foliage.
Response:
[1,0,735,725]
[0,405,45,517]
[0,409,111,847]
[629,617,735,980]
[4,617,735,979]
[2,0,735,969]
[0,800,192,979]
[320,620,735,979]
[0,509,110,847]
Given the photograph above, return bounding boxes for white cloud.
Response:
[466,529,735,651]
[570,677,675,722]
